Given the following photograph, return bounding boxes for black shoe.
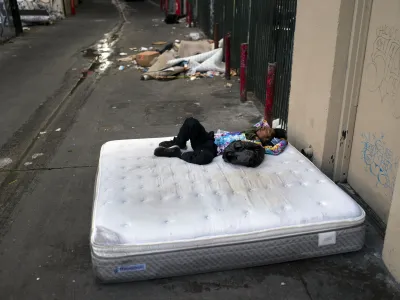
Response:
[154,146,182,158]
[159,137,187,149]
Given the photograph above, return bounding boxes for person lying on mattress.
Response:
[154,117,287,165]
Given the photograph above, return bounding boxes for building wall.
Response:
[288,0,400,283]
[384,164,400,282]
[287,0,352,171]
[347,0,400,222]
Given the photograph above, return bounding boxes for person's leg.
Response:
[155,137,217,165]
[159,117,210,149]
[180,140,218,165]
[176,117,210,149]
[180,149,215,165]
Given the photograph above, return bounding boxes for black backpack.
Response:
[222,141,265,168]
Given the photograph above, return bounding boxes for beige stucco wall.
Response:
[347,0,400,222]
[287,0,354,176]
[289,0,400,282]
[383,165,400,282]
[288,0,339,168]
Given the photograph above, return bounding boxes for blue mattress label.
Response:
[114,264,146,274]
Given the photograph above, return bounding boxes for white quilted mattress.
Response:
[91,138,365,258]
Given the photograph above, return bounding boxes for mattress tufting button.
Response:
[121,223,130,228]
[317,180,326,184]
[139,185,144,189]
[204,215,209,220]
[319,201,327,206]
[300,182,308,186]
[298,159,305,163]
[164,220,169,224]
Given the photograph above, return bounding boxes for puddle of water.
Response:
[82,31,120,74]
[82,48,98,59]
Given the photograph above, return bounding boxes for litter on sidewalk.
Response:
[117,35,237,81]
[136,51,160,67]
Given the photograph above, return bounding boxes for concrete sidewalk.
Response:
[0,1,399,299]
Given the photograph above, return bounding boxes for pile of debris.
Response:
[117,35,229,81]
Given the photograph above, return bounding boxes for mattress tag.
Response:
[114,263,146,274]
[318,232,337,247]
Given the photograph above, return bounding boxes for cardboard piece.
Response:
[177,40,213,58]
[136,51,160,67]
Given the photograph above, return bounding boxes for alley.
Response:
[0,1,399,299]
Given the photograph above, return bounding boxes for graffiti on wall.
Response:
[365,25,400,118]
[361,132,399,197]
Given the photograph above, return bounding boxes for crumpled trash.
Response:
[158,42,174,55]
[117,54,137,62]
[153,41,168,45]
[141,66,186,80]
[189,32,201,41]
[177,40,213,58]
[136,38,226,81]
[168,47,225,75]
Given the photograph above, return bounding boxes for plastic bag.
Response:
[222,141,265,168]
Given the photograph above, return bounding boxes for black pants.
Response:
[176,118,217,165]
